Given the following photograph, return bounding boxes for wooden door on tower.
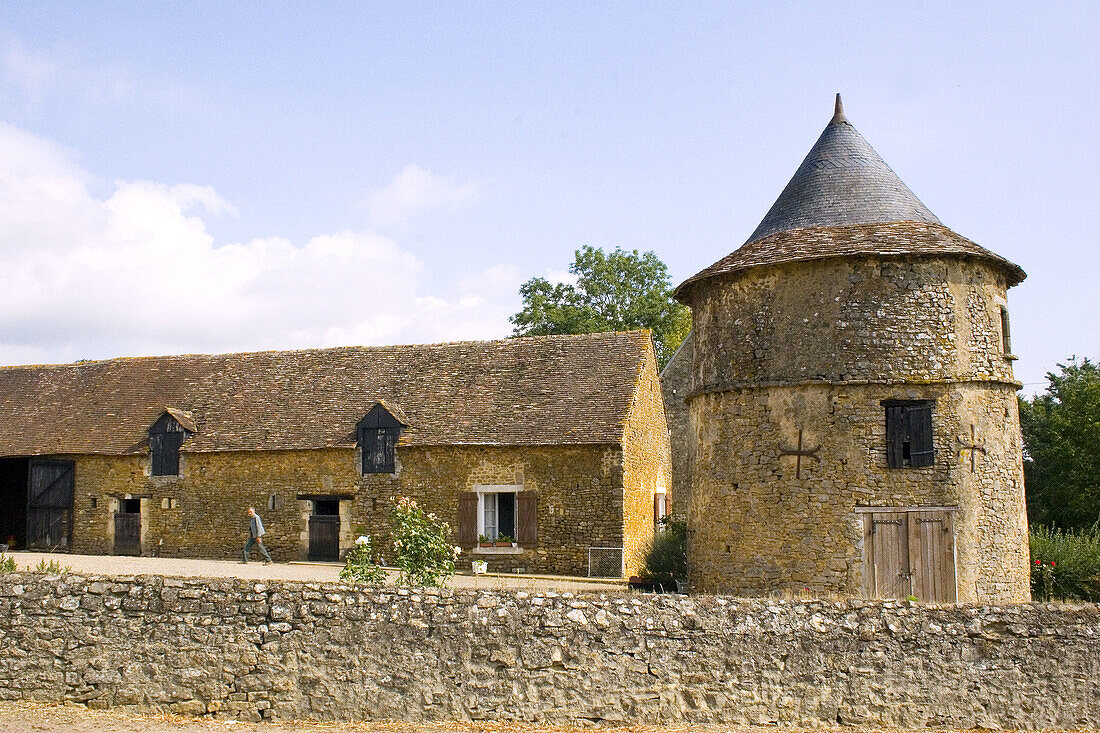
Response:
[26,459,74,549]
[862,509,956,603]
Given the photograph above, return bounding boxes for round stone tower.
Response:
[675,96,1029,602]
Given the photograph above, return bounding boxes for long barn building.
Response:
[0,331,672,578]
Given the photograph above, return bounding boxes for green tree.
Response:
[510,245,691,368]
[1020,357,1100,529]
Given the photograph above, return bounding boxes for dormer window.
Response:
[149,408,195,477]
[357,401,408,475]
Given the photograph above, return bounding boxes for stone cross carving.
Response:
[779,429,821,479]
[956,424,987,471]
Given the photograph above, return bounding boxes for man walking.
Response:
[242,506,273,564]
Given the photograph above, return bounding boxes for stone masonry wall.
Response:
[621,339,673,575]
[659,333,693,523]
[0,573,1097,729]
[69,444,629,577]
[690,256,1017,390]
[687,382,1029,600]
[685,255,1027,601]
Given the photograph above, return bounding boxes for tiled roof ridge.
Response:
[675,220,1026,300]
[0,329,651,372]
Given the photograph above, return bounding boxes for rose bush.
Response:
[339,534,387,585]
[390,497,458,587]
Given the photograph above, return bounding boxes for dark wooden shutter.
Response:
[151,431,184,476]
[379,428,397,473]
[360,427,376,473]
[516,491,538,547]
[653,493,661,524]
[457,492,478,548]
[907,406,935,467]
[361,427,398,473]
[885,405,906,468]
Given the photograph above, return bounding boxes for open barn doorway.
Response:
[0,458,73,551]
[0,458,30,550]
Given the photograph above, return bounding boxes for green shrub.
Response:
[340,535,387,585]
[390,497,458,587]
[0,554,16,573]
[1029,524,1100,601]
[644,517,687,581]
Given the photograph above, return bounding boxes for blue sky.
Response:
[0,2,1096,392]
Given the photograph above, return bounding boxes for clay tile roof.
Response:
[0,331,652,456]
[675,96,1025,299]
[675,221,1026,300]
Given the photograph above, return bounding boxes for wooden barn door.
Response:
[907,511,956,603]
[864,512,911,599]
[114,498,141,555]
[26,459,74,549]
[308,500,340,561]
[863,508,956,602]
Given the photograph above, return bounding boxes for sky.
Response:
[0,2,1097,393]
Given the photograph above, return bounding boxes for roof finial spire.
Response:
[831,93,847,124]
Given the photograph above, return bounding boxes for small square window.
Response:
[883,400,935,468]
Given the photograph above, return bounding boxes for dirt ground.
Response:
[2,551,624,593]
[0,702,1075,733]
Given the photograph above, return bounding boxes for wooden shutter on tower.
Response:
[457,492,478,548]
[885,404,907,468]
[907,405,935,467]
[516,491,538,547]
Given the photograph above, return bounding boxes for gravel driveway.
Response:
[2,551,625,592]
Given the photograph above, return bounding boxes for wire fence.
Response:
[587,546,623,578]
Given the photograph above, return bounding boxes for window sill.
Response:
[473,545,523,555]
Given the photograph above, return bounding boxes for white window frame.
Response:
[474,484,522,553]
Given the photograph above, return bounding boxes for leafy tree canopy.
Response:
[510,245,690,368]
[1021,357,1100,529]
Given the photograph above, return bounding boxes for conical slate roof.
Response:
[746,94,941,243]
[675,95,1025,300]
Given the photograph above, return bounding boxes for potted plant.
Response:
[478,534,493,548]
[494,534,515,547]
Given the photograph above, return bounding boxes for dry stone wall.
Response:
[0,573,1097,729]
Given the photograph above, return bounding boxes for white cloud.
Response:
[367,164,479,227]
[0,125,514,365]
